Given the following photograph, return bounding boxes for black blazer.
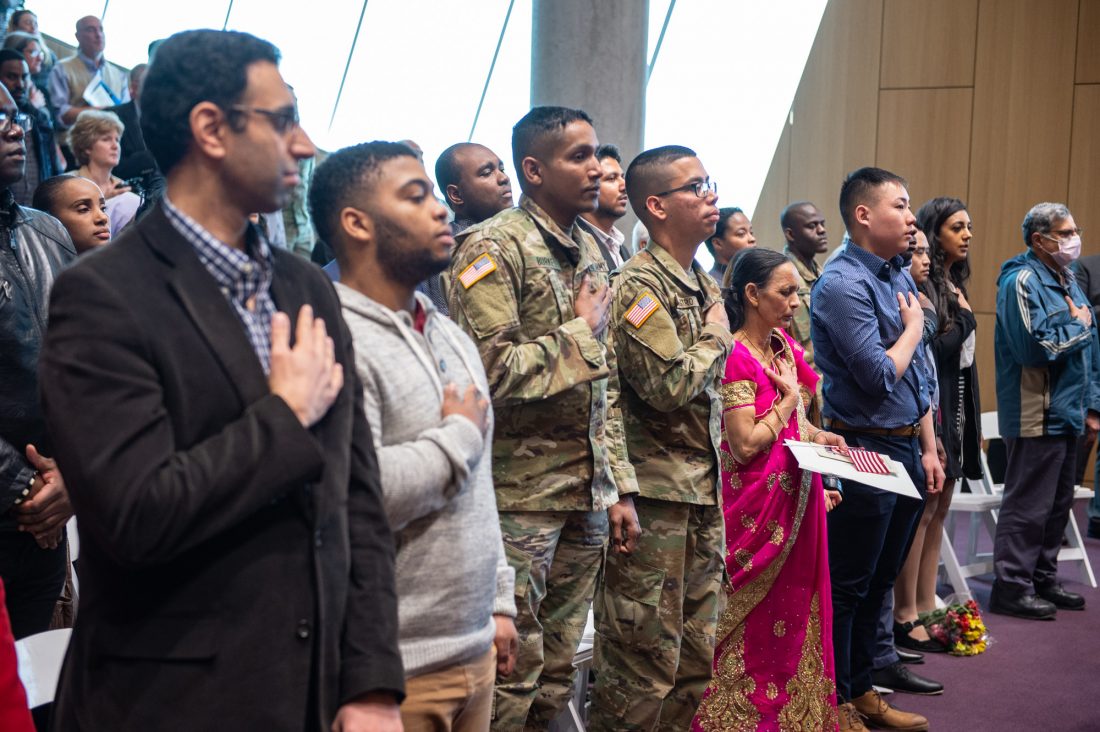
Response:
[1074,254,1100,321]
[39,205,403,731]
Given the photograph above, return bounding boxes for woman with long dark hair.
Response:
[892,197,983,651]
[694,248,844,731]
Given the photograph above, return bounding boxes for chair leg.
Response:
[940,526,972,601]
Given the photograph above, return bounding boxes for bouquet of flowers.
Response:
[919,598,990,656]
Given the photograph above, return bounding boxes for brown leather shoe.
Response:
[851,690,929,731]
[838,702,868,731]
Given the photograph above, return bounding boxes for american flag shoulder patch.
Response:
[458,253,497,289]
[624,291,661,328]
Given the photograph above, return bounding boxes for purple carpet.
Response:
[891,503,1100,731]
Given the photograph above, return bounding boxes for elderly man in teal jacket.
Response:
[992,201,1100,620]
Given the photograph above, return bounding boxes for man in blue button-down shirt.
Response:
[812,167,944,730]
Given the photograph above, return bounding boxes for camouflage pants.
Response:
[492,510,608,732]
[589,497,725,731]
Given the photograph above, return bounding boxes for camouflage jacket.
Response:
[611,241,733,505]
[447,195,637,512]
[784,245,820,370]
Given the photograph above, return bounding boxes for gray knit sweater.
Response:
[337,283,515,678]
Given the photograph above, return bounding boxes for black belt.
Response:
[826,418,921,438]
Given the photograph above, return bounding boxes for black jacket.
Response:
[0,192,75,528]
[928,292,982,481]
[40,204,404,730]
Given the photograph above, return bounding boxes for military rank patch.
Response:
[624,291,660,328]
[458,253,497,289]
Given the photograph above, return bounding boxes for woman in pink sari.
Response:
[694,248,845,731]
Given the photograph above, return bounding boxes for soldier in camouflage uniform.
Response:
[589,145,733,731]
[447,106,641,732]
[780,201,829,375]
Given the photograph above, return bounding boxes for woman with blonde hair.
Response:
[68,109,140,235]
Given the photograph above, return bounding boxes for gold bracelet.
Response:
[759,414,780,442]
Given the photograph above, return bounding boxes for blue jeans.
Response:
[827,432,926,701]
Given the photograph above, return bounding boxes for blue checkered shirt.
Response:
[164,198,277,373]
[811,237,931,428]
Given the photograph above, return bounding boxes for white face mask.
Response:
[1041,233,1082,267]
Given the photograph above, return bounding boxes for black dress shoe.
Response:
[989,584,1057,620]
[895,647,924,665]
[1036,582,1086,610]
[871,662,944,696]
[893,620,946,653]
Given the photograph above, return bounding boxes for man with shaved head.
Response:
[48,15,129,128]
[590,144,730,731]
[447,106,639,730]
[436,142,513,235]
[781,201,829,374]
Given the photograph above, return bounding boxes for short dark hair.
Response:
[624,144,696,223]
[31,174,80,216]
[838,166,907,231]
[140,29,280,175]
[435,142,470,205]
[0,49,24,66]
[596,144,621,164]
[308,140,418,256]
[705,206,743,255]
[780,200,816,231]
[511,106,592,184]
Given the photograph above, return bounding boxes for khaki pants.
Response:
[401,647,497,732]
[492,510,608,732]
[590,497,725,731]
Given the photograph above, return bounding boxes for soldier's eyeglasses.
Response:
[0,111,32,134]
[655,178,718,199]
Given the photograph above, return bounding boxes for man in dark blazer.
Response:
[39,30,404,732]
[1074,253,1100,537]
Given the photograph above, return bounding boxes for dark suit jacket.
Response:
[104,101,145,165]
[39,205,404,731]
[1074,253,1100,321]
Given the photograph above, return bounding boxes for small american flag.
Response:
[829,446,890,475]
[625,292,660,328]
[459,254,497,288]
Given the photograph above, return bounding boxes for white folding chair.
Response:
[958,411,1096,588]
[551,609,595,732]
[14,628,71,709]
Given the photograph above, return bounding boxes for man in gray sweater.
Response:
[310,140,518,731]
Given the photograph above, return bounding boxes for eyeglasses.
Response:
[0,111,32,134]
[1043,227,1085,241]
[25,49,43,59]
[654,178,718,199]
[228,105,300,135]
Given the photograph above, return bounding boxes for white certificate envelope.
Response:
[82,71,119,107]
[784,440,922,500]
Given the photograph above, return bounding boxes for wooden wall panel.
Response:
[751,120,791,251]
[788,0,883,230]
[973,312,997,413]
[875,88,973,208]
[1069,85,1100,236]
[880,0,978,88]
[1078,0,1100,82]
[966,0,1078,313]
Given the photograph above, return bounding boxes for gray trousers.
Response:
[993,435,1078,594]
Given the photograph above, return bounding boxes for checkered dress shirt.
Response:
[164,198,277,373]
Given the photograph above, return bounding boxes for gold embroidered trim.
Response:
[777,593,839,731]
[767,520,785,546]
[694,622,761,731]
[721,380,756,410]
[715,468,813,641]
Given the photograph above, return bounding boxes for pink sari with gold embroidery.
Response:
[693,329,838,732]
